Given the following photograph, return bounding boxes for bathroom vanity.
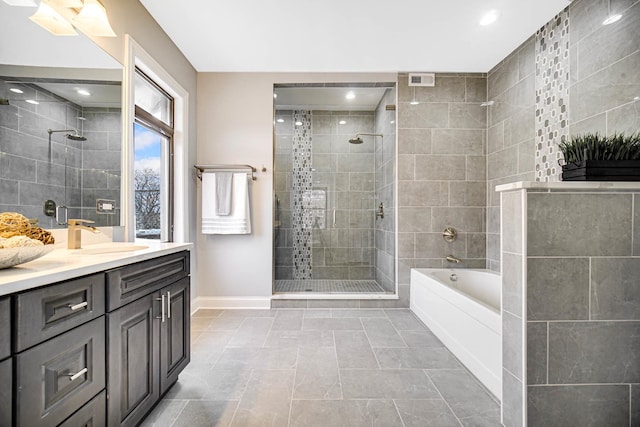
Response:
[0,242,192,426]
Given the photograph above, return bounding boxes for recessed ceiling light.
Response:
[77,89,91,96]
[273,93,278,99]
[276,118,284,123]
[295,121,303,126]
[345,91,356,100]
[2,0,37,6]
[410,101,420,105]
[479,10,499,26]
[10,88,24,94]
[390,120,395,124]
[25,99,39,105]
[602,13,622,25]
[339,120,347,125]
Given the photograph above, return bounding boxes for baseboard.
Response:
[192,296,272,313]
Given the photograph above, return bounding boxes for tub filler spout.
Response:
[445,255,462,264]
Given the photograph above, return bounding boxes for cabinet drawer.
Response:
[15,317,106,427]
[15,273,105,352]
[106,251,189,311]
[0,357,11,427]
[0,298,10,359]
[58,390,106,427]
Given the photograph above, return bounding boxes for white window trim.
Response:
[123,35,189,243]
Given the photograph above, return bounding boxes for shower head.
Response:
[48,129,87,141]
[348,132,383,144]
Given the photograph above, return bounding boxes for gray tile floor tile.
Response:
[290,399,403,427]
[334,330,380,369]
[152,308,500,426]
[362,317,407,347]
[172,400,238,427]
[394,399,461,427]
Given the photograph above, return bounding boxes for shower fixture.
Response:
[48,128,87,141]
[480,100,495,107]
[348,132,383,144]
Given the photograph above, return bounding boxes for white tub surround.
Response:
[498,181,640,427]
[410,268,502,400]
[0,241,192,296]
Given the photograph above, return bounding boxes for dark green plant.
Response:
[559,132,640,164]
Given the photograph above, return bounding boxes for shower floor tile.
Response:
[274,279,386,293]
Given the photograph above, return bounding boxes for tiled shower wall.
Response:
[274,109,377,280]
[396,73,487,302]
[487,0,640,271]
[0,78,121,228]
[374,88,396,292]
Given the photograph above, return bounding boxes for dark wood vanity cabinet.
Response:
[0,249,190,427]
[106,251,190,427]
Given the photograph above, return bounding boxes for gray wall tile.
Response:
[548,321,640,384]
[527,193,633,256]
[502,369,524,427]
[527,385,630,427]
[502,252,523,317]
[503,310,524,380]
[502,191,523,254]
[591,258,640,320]
[527,322,548,385]
[527,258,589,320]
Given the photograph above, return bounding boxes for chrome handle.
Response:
[156,295,166,322]
[167,291,171,319]
[68,301,88,311]
[333,209,336,227]
[67,367,88,381]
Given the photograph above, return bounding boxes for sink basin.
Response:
[71,243,149,255]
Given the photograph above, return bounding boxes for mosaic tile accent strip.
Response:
[535,8,570,182]
[274,280,386,293]
[291,110,313,280]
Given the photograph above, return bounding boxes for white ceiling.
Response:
[140,0,571,73]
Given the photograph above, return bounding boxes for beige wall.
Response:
[196,73,395,300]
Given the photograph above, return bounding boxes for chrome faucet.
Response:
[67,219,99,249]
[445,255,462,264]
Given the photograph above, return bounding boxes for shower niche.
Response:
[273,83,397,295]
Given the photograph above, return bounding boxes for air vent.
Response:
[408,73,435,87]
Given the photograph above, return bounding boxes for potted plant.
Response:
[559,132,640,181]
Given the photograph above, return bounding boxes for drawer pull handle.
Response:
[155,295,166,322]
[67,367,88,382]
[167,291,171,319]
[68,301,88,311]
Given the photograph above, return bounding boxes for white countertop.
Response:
[496,181,640,192]
[0,241,193,297]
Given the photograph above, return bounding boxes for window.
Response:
[133,68,174,241]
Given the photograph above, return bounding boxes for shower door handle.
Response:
[332,209,336,227]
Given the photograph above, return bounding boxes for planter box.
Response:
[561,160,640,181]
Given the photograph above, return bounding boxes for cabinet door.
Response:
[107,293,160,427]
[58,390,106,427]
[160,278,190,394]
[0,298,10,359]
[0,357,11,427]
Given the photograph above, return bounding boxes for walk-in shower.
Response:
[273,84,397,295]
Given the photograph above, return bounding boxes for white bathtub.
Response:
[410,268,502,400]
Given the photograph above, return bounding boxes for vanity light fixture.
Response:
[77,89,91,96]
[72,0,116,37]
[602,0,622,25]
[479,10,499,26]
[345,91,356,100]
[30,1,78,35]
[28,0,116,37]
[2,0,36,6]
[9,88,24,94]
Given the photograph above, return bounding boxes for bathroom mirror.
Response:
[0,2,123,229]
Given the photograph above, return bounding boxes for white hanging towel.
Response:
[202,172,252,234]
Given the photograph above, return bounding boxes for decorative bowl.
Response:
[0,245,55,269]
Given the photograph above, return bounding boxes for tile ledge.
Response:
[495,181,640,192]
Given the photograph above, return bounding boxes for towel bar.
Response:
[194,164,261,181]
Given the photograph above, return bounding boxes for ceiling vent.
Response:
[408,73,435,87]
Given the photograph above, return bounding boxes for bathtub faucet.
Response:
[445,255,462,264]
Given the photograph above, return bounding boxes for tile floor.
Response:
[142,308,501,427]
